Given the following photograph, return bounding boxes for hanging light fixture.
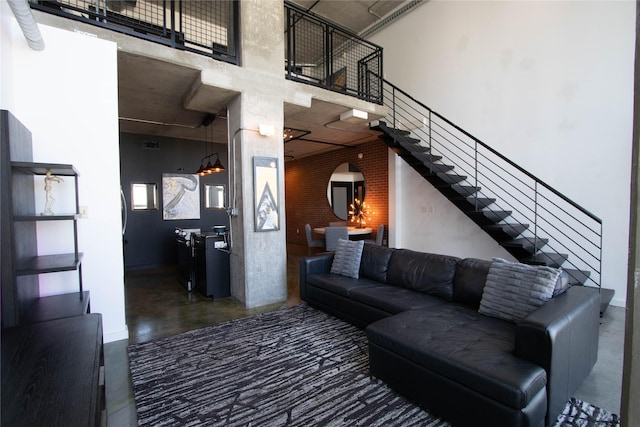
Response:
[207,152,225,173]
[195,113,225,175]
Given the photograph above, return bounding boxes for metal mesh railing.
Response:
[381,79,603,289]
[284,2,383,104]
[30,0,238,64]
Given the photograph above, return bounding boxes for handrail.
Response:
[379,76,602,289]
[383,79,602,224]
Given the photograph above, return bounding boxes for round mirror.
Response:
[327,163,365,220]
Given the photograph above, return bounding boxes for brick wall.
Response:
[284,140,389,246]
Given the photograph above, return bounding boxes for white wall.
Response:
[371,1,635,306]
[1,14,127,342]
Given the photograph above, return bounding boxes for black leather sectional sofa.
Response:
[299,243,601,427]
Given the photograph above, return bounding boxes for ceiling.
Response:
[117,1,418,161]
[287,0,414,36]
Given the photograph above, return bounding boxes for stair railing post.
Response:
[474,140,479,211]
[428,109,432,171]
[392,86,397,129]
[534,181,539,254]
[598,222,603,290]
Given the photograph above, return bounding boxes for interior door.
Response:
[330,182,353,220]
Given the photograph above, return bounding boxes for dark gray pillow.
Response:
[330,239,365,279]
[479,258,560,322]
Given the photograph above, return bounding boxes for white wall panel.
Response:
[373,1,635,306]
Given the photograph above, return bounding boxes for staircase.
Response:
[374,80,614,314]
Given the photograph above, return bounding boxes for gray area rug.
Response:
[129,304,620,427]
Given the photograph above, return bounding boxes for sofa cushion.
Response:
[330,239,364,279]
[387,249,460,301]
[306,273,380,297]
[366,306,547,410]
[360,244,395,282]
[349,284,449,314]
[479,258,560,322]
[453,258,493,306]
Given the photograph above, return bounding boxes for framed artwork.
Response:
[162,173,200,220]
[253,156,279,232]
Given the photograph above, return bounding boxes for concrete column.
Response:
[225,0,287,307]
[621,1,639,424]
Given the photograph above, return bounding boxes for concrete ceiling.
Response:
[117,1,416,161]
[287,0,412,35]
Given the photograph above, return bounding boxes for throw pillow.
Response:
[479,258,561,322]
[330,239,365,279]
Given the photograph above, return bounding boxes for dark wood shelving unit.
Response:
[2,111,87,327]
[1,110,103,426]
[8,161,86,311]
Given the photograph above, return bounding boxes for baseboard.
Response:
[104,326,129,343]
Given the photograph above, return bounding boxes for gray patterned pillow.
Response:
[479,258,561,322]
[330,239,365,279]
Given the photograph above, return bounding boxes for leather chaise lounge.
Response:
[299,243,600,427]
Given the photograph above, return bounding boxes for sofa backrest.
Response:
[386,249,460,301]
[355,245,573,308]
[359,243,395,282]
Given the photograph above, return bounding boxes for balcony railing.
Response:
[284,2,383,104]
[29,0,239,65]
[31,1,383,103]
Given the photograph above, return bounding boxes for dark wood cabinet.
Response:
[1,314,105,426]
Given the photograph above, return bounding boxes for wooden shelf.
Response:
[25,291,90,323]
[14,213,79,221]
[11,161,79,177]
[16,253,83,276]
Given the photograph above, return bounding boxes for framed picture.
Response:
[253,156,279,232]
[162,173,200,220]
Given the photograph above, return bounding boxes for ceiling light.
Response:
[340,109,368,123]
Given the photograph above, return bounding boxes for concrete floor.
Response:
[104,245,625,426]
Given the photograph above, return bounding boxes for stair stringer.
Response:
[372,121,590,284]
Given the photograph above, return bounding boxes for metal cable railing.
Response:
[284,2,383,104]
[29,0,239,64]
[382,79,602,289]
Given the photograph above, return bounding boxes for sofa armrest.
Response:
[299,254,334,301]
[514,285,600,425]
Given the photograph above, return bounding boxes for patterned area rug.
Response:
[129,304,620,427]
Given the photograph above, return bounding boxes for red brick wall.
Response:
[285,140,389,245]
